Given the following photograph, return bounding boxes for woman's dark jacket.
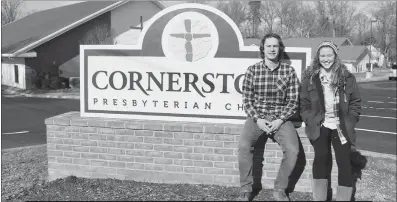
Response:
[299,69,361,145]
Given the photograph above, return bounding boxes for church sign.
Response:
[80,3,311,124]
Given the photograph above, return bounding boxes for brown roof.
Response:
[243,37,351,47]
[1,1,165,56]
[338,46,368,62]
[282,37,352,48]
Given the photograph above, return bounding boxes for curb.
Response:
[2,144,47,151]
[23,94,80,100]
[358,150,396,160]
[356,76,390,83]
[2,93,80,100]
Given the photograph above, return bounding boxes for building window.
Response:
[14,65,19,83]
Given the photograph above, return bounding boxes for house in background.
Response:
[337,46,370,72]
[1,1,165,89]
[244,37,371,73]
[366,45,385,67]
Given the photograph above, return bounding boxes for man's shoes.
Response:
[236,192,251,201]
[273,189,290,201]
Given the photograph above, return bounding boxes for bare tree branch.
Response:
[216,0,247,30]
[80,23,114,45]
[258,1,278,35]
[353,13,369,44]
[187,0,206,4]
[1,0,22,26]
[370,1,397,64]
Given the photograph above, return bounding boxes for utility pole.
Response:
[369,19,377,72]
[249,1,261,38]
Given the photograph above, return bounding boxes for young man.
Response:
[238,33,301,201]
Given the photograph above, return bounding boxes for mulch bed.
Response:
[8,176,313,201]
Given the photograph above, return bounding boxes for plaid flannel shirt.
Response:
[242,61,299,122]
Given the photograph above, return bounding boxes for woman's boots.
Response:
[336,186,353,201]
[312,179,352,201]
[312,179,328,201]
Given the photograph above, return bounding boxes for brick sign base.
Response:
[45,112,339,193]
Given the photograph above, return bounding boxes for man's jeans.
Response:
[238,118,299,192]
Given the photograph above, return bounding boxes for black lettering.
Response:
[216,73,234,93]
[164,101,168,108]
[142,100,147,106]
[202,73,215,93]
[185,101,188,109]
[238,104,244,111]
[109,71,127,90]
[193,102,199,109]
[113,99,117,106]
[174,101,179,108]
[128,71,149,95]
[167,72,182,92]
[183,73,205,97]
[103,99,108,105]
[132,100,137,106]
[225,103,231,110]
[92,71,108,90]
[123,99,127,106]
[93,98,98,105]
[147,72,164,91]
[153,100,158,107]
[205,102,211,109]
[234,74,245,94]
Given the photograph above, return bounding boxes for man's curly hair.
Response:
[259,33,285,60]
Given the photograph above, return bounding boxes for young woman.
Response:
[299,41,361,201]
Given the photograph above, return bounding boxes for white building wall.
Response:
[1,57,26,89]
[344,63,355,73]
[357,55,370,72]
[111,1,162,45]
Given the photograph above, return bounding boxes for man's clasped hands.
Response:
[257,118,284,134]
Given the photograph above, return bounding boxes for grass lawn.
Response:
[2,145,396,201]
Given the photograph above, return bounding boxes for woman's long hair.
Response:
[305,45,347,89]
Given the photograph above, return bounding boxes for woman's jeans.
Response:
[311,126,352,187]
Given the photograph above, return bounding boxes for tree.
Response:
[80,23,114,45]
[247,1,262,38]
[352,13,369,45]
[370,1,396,65]
[187,0,206,4]
[258,1,278,35]
[275,0,317,38]
[1,0,22,26]
[297,3,318,38]
[312,0,356,37]
[216,0,247,30]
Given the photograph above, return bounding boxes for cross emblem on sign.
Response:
[169,19,212,62]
